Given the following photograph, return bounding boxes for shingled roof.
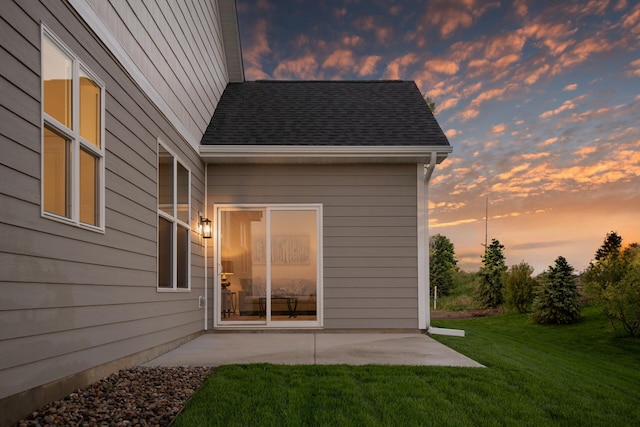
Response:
[201,80,450,147]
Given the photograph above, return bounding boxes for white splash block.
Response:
[428,326,465,337]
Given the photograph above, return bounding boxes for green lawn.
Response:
[174,305,640,426]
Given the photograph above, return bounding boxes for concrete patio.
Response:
[144,332,484,368]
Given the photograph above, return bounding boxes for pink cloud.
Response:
[626,58,640,77]
[551,37,614,75]
[375,27,393,43]
[484,31,526,60]
[539,94,589,119]
[513,0,528,17]
[358,55,382,76]
[426,0,474,38]
[342,35,362,47]
[423,0,500,39]
[445,128,461,138]
[353,16,393,43]
[243,19,271,76]
[322,49,355,72]
[354,16,375,31]
[615,0,628,11]
[563,83,578,91]
[424,59,459,75]
[273,54,320,79]
[490,124,507,135]
[439,97,461,112]
[245,67,270,80]
[383,53,418,79]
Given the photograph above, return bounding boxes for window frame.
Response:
[40,25,106,232]
[157,139,192,292]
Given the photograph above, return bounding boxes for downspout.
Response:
[204,164,208,330]
[424,152,466,337]
[423,152,437,330]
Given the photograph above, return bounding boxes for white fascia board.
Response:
[68,0,200,152]
[200,145,452,163]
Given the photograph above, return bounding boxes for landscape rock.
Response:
[14,366,212,427]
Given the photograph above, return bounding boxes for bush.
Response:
[532,256,581,324]
[504,262,537,313]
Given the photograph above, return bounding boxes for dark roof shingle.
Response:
[201,80,450,147]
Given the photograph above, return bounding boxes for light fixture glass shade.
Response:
[201,217,212,238]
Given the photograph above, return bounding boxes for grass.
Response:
[174,305,640,426]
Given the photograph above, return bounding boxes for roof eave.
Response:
[199,145,452,164]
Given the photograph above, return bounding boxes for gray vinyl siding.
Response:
[207,164,419,329]
[83,0,229,141]
[0,0,206,400]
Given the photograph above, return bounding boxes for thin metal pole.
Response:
[484,196,488,253]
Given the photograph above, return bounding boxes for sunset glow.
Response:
[237,0,640,273]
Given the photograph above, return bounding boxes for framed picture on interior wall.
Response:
[253,235,310,264]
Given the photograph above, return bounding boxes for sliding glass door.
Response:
[216,205,321,327]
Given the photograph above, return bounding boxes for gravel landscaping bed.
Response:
[14,366,212,427]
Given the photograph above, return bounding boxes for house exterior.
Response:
[0,0,450,424]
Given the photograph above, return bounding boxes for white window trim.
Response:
[214,203,323,329]
[40,24,106,232]
[157,138,192,292]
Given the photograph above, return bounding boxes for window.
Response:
[41,26,105,230]
[157,142,191,290]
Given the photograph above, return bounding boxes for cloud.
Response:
[273,54,320,79]
[322,49,355,72]
[551,38,615,75]
[383,53,418,79]
[509,240,573,250]
[563,83,578,91]
[519,153,550,160]
[445,129,461,138]
[439,97,460,111]
[353,15,393,43]
[424,0,499,39]
[622,3,640,33]
[342,35,363,47]
[430,218,479,228]
[490,124,507,135]
[539,94,589,119]
[243,19,271,80]
[424,59,459,75]
[539,137,559,147]
[625,58,640,77]
[358,55,382,76]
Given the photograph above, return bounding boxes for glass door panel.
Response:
[270,210,318,322]
[219,208,267,323]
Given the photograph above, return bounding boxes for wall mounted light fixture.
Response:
[200,215,212,239]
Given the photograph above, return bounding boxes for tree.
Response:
[583,233,640,337]
[532,256,581,324]
[429,234,458,297]
[504,262,537,313]
[423,95,436,113]
[595,231,622,261]
[477,239,506,308]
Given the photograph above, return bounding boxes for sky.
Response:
[235,0,640,273]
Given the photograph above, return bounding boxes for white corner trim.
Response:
[68,0,200,151]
